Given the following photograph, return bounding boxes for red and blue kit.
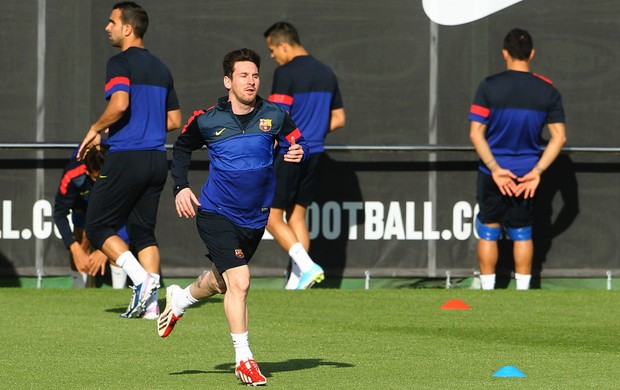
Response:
[104,47,180,152]
[171,96,309,229]
[53,156,93,248]
[269,55,343,154]
[469,70,565,177]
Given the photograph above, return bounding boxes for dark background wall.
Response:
[1,0,618,281]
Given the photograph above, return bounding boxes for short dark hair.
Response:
[263,21,301,46]
[113,2,149,39]
[223,48,261,79]
[503,28,533,61]
[84,144,109,174]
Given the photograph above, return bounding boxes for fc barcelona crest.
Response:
[259,118,272,132]
[235,249,245,259]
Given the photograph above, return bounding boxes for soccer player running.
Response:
[77,2,182,318]
[263,22,346,290]
[158,48,307,386]
[469,28,567,290]
[53,145,127,289]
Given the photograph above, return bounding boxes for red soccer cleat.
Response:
[235,359,267,386]
[157,285,183,337]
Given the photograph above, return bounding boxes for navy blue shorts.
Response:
[476,171,534,228]
[86,150,167,251]
[272,152,323,209]
[196,211,264,275]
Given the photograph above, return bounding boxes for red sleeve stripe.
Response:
[533,73,554,85]
[285,128,302,143]
[269,93,294,106]
[470,104,490,118]
[59,165,87,195]
[182,109,205,134]
[105,76,130,92]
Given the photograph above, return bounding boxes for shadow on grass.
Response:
[105,296,222,314]
[169,358,354,377]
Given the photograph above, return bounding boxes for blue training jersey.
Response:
[171,96,308,229]
[469,70,565,177]
[269,55,343,154]
[104,47,180,152]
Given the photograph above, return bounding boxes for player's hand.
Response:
[514,170,541,199]
[87,250,108,276]
[175,188,201,218]
[491,167,518,196]
[283,137,303,163]
[77,129,102,161]
[69,242,90,273]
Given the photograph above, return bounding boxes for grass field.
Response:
[1,288,619,389]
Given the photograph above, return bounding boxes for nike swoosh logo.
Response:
[422,0,522,26]
[99,175,107,179]
[215,127,226,136]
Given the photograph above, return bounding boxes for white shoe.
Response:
[142,294,160,320]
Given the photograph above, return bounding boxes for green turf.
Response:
[1,288,618,389]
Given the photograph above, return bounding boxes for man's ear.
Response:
[123,23,133,38]
[224,75,232,89]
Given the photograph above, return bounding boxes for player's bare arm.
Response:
[515,122,566,198]
[329,107,346,132]
[167,109,182,132]
[470,120,517,196]
[78,91,129,160]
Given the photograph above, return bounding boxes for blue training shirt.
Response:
[104,47,180,152]
[469,70,565,177]
[171,96,309,229]
[269,55,343,155]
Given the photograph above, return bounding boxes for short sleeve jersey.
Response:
[469,70,565,176]
[269,55,343,154]
[104,47,180,152]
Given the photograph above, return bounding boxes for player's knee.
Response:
[506,226,532,241]
[476,216,502,241]
[226,274,250,296]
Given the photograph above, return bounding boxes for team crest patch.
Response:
[259,118,272,132]
[235,249,245,259]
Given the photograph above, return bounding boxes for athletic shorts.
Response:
[476,171,534,228]
[271,152,323,209]
[196,211,264,275]
[86,150,167,252]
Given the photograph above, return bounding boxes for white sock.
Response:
[480,274,496,290]
[288,242,314,273]
[173,285,198,316]
[115,251,148,285]
[285,262,301,290]
[231,332,253,366]
[110,264,127,289]
[71,270,87,288]
[515,273,532,290]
